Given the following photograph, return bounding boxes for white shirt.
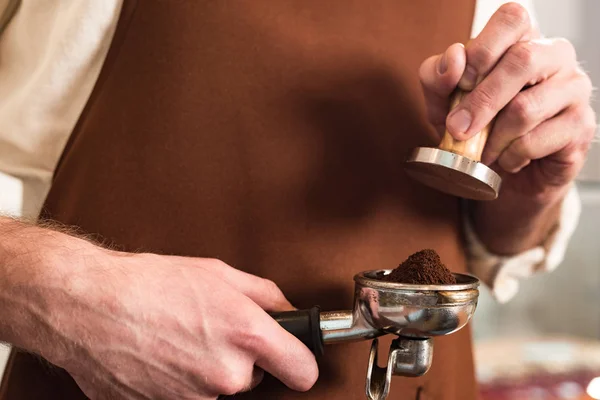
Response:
[0,0,580,303]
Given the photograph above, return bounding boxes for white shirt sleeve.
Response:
[0,0,122,215]
[465,0,581,303]
[464,185,581,303]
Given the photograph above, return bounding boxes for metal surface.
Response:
[366,337,433,400]
[354,270,479,337]
[320,272,479,343]
[320,310,382,344]
[405,147,501,201]
[314,271,479,399]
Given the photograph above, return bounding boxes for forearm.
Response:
[0,217,78,359]
[469,186,567,256]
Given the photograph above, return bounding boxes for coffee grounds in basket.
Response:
[377,249,456,285]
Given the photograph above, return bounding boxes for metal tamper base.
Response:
[405,147,501,201]
[404,85,503,201]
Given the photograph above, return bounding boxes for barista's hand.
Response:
[5,224,317,399]
[418,2,596,254]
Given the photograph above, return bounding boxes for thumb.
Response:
[419,43,467,135]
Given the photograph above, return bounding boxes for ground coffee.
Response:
[377,249,456,285]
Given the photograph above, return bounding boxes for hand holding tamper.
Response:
[405,88,501,201]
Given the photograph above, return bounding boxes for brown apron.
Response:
[0,1,478,399]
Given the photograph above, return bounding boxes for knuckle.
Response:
[240,319,269,354]
[498,2,531,29]
[572,151,588,170]
[468,41,496,71]
[499,145,529,172]
[556,37,577,61]
[498,155,514,172]
[469,86,496,112]
[263,278,285,301]
[508,94,537,125]
[563,145,587,167]
[228,311,270,355]
[212,362,253,396]
[512,133,534,160]
[216,373,249,396]
[507,42,535,72]
[208,258,230,270]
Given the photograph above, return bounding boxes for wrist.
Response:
[0,218,96,361]
[470,185,568,256]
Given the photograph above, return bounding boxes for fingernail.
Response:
[459,65,478,90]
[438,52,448,75]
[447,109,472,135]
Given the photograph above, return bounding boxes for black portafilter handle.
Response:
[269,306,324,357]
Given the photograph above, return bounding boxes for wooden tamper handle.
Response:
[438,89,491,162]
[404,85,502,201]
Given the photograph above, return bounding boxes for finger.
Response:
[419,43,467,132]
[483,69,593,165]
[497,105,596,182]
[459,2,535,90]
[171,255,294,311]
[200,259,294,311]
[224,367,265,395]
[248,367,265,390]
[71,376,99,400]
[211,358,261,397]
[448,38,577,139]
[247,312,319,392]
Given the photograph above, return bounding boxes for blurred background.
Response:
[472,1,600,399]
[0,0,598,399]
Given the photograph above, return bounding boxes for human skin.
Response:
[419,2,596,255]
[0,218,318,399]
[0,3,595,400]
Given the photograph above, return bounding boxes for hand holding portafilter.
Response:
[405,88,501,201]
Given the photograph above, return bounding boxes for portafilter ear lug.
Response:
[366,338,392,400]
[390,336,433,377]
[365,337,434,400]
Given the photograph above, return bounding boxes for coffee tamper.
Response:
[405,89,501,201]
